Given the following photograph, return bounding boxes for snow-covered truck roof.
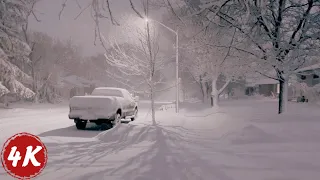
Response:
[92,87,131,96]
[94,87,128,91]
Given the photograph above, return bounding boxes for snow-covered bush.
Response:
[290,82,320,103]
[305,84,320,103]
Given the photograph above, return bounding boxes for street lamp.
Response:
[145,18,179,113]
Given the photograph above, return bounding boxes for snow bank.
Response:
[0,103,68,118]
[181,106,224,117]
[184,97,201,103]
[139,100,173,104]
[222,124,283,144]
[159,103,175,111]
[95,123,157,143]
[4,99,319,180]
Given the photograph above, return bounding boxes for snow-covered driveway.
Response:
[1,100,320,180]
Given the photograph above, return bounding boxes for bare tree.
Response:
[169,12,250,107]
[193,0,320,113]
[59,0,179,52]
[21,0,42,102]
[28,33,84,103]
[104,10,169,124]
[190,31,250,106]
[159,3,253,106]
[183,55,211,102]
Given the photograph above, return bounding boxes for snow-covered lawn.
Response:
[1,100,320,180]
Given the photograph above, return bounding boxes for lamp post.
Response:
[145,18,179,113]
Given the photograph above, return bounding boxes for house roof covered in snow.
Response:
[295,63,320,73]
[62,75,92,87]
[91,80,105,86]
[246,78,279,86]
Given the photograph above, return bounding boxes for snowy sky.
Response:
[29,0,176,81]
[29,0,165,57]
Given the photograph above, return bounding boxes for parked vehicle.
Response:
[68,87,139,130]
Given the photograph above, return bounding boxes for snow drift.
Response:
[1,100,320,180]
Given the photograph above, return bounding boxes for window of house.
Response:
[301,75,306,80]
[313,74,319,79]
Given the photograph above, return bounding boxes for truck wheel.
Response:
[131,108,138,121]
[76,121,87,130]
[113,113,121,126]
[100,122,113,130]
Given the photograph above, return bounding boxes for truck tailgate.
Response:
[69,96,117,120]
[70,96,115,109]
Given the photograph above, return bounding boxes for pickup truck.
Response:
[68,87,139,130]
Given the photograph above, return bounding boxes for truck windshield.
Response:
[91,89,124,97]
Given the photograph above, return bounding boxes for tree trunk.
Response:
[34,91,39,103]
[202,88,206,103]
[3,94,9,108]
[206,81,211,102]
[200,80,207,103]
[150,82,156,126]
[212,89,219,107]
[211,78,219,107]
[278,77,289,114]
[199,75,204,102]
[146,13,156,125]
[31,67,39,103]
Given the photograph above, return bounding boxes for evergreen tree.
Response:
[0,0,35,99]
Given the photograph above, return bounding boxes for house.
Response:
[244,63,320,101]
[61,75,93,98]
[294,63,320,87]
[91,80,105,87]
[291,63,320,102]
[245,78,279,97]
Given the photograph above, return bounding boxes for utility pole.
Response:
[175,30,179,113]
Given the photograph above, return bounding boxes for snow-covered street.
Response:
[1,100,320,180]
[0,101,162,145]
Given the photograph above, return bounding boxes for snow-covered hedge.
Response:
[159,104,176,111]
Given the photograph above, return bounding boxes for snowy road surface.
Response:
[0,101,166,146]
[1,100,320,180]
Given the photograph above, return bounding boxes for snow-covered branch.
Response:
[0,0,39,101]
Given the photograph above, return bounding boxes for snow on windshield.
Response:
[91,89,124,97]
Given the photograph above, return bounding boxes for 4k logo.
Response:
[1,133,48,179]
